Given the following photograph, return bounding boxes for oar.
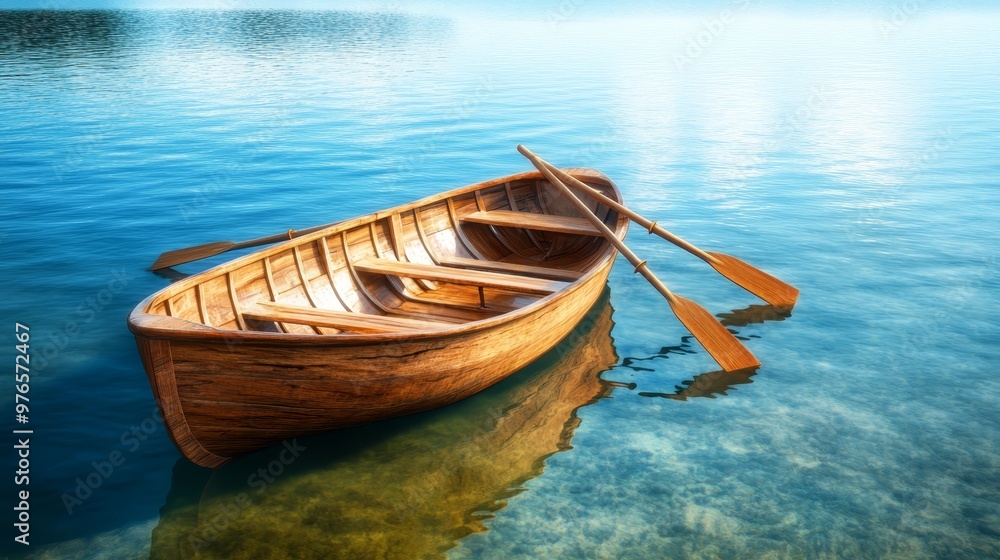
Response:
[149,222,338,271]
[519,145,760,372]
[524,150,798,307]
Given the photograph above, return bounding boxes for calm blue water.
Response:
[2,6,999,559]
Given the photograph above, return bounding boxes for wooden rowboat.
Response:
[128,169,628,468]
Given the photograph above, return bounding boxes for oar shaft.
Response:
[536,158,716,263]
[150,220,345,270]
[520,145,761,371]
[518,146,678,305]
[230,223,334,251]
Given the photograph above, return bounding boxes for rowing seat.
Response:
[242,301,451,334]
[354,258,569,294]
[461,210,602,236]
[437,255,585,282]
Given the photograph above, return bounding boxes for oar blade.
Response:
[150,241,237,271]
[669,295,761,372]
[707,252,799,307]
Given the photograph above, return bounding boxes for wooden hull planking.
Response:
[129,169,628,467]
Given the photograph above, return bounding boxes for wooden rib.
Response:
[535,176,612,260]
[412,206,442,264]
[195,283,209,326]
[369,222,382,256]
[243,302,450,334]
[261,257,277,299]
[446,198,488,260]
[372,222,507,320]
[341,232,469,324]
[373,221,439,300]
[388,213,407,261]
[462,210,602,236]
[340,231,392,314]
[535,178,564,260]
[292,247,319,307]
[226,272,248,331]
[370,222,416,298]
[535,178,550,215]
[355,258,568,294]
[370,222,443,305]
[318,236,356,313]
[292,246,324,334]
[163,297,174,317]
[262,257,289,333]
[505,181,547,253]
[474,189,528,258]
[387,212,436,291]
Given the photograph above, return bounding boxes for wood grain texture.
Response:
[243,301,453,333]
[437,255,585,281]
[463,210,602,236]
[355,258,569,294]
[128,168,628,467]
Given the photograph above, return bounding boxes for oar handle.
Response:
[517,145,678,305]
[230,223,335,251]
[533,157,717,264]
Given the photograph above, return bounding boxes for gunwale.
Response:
[128,168,628,345]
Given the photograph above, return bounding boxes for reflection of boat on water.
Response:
[150,291,619,560]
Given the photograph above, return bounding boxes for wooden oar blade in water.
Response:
[518,144,760,372]
[150,241,239,271]
[668,295,761,372]
[705,252,799,308]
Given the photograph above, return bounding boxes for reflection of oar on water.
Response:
[523,149,799,307]
[520,145,760,373]
[621,303,785,400]
[620,302,791,372]
[639,368,758,401]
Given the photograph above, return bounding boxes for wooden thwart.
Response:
[462,210,602,236]
[242,301,451,334]
[438,255,585,282]
[355,258,568,294]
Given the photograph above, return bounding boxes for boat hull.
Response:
[129,168,627,468]
[135,260,611,467]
